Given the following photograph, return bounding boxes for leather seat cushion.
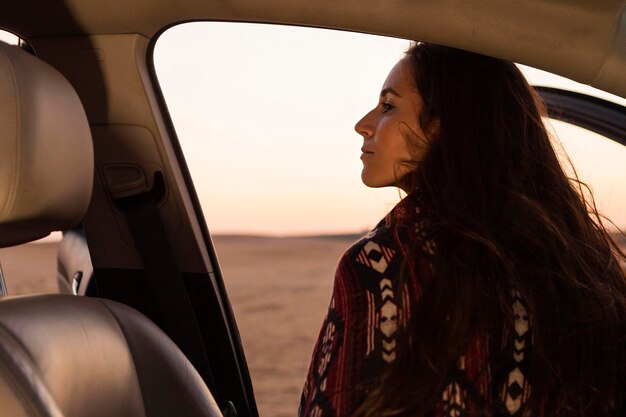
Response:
[0,295,221,417]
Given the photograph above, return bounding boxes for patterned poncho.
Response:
[299,191,532,417]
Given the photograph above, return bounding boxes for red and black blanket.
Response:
[299,191,532,417]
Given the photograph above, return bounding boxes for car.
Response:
[0,1,624,416]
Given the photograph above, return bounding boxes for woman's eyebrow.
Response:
[380,87,402,98]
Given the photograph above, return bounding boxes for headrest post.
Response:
[0,263,7,296]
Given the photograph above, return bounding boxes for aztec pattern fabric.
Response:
[299,191,532,417]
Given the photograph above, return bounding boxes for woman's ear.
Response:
[427,119,440,138]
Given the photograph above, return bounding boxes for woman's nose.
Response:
[355,110,374,138]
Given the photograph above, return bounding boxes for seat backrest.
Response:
[0,295,222,417]
[0,41,222,417]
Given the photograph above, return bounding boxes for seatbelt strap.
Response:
[117,173,218,396]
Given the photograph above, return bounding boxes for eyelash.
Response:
[381,101,394,113]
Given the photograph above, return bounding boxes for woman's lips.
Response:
[360,149,374,159]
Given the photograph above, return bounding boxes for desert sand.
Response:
[1,233,624,417]
[0,235,355,417]
[212,235,355,417]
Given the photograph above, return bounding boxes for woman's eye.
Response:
[381,102,394,113]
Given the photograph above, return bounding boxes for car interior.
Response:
[0,1,625,416]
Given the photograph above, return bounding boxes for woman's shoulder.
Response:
[342,204,401,264]
[337,190,435,282]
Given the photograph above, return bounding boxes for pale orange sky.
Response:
[153,23,626,236]
[3,26,623,237]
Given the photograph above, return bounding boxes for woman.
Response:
[299,43,626,417]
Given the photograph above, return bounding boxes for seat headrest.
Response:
[0,42,93,247]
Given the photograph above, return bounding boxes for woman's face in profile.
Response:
[355,57,426,191]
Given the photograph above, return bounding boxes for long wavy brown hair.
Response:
[353,43,626,417]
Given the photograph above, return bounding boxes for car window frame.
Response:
[146,21,626,417]
[536,86,626,146]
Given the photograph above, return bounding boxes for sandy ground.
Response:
[212,235,355,417]
[0,236,354,417]
[1,234,624,417]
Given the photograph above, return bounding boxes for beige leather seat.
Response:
[0,41,222,417]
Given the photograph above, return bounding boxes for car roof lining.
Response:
[1,0,626,98]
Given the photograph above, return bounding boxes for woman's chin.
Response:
[361,171,411,190]
[361,174,391,189]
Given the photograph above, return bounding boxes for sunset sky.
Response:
[2,25,624,237]
[154,23,626,235]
